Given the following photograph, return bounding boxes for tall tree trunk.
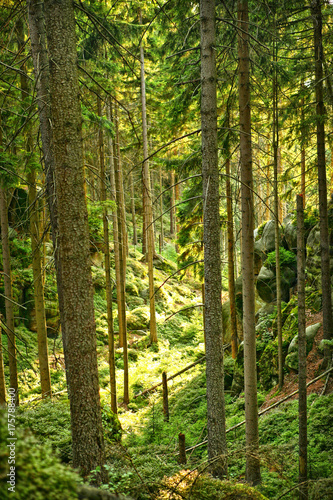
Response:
[130,171,137,246]
[272,35,283,389]
[225,113,238,359]
[170,170,176,237]
[200,0,227,479]
[139,10,158,344]
[43,0,106,480]
[297,194,308,500]
[98,97,117,414]
[109,103,125,351]
[16,17,52,399]
[27,0,66,375]
[0,115,18,405]
[159,166,164,250]
[311,0,333,363]
[0,317,6,405]
[27,169,52,398]
[113,104,129,403]
[238,0,261,485]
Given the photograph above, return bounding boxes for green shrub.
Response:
[0,410,79,500]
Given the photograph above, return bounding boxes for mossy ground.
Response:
[1,240,332,499]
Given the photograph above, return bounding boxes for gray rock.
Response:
[286,322,321,371]
[256,266,276,303]
[283,213,297,252]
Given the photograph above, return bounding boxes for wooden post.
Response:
[162,371,169,422]
[178,433,187,464]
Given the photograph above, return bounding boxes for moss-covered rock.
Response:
[285,322,321,371]
[126,306,150,331]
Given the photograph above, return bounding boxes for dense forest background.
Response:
[0,0,333,499]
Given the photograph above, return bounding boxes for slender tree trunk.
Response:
[170,170,176,237]
[43,0,106,480]
[200,0,227,479]
[16,17,52,399]
[0,317,6,405]
[28,169,52,398]
[0,115,18,405]
[109,103,125,350]
[272,36,283,389]
[238,0,261,485]
[113,105,129,403]
[130,172,137,246]
[159,166,164,250]
[311,0,333,363]
[98,97,117,414]
[297,194,308,500]
[139,10,158,344]
[225,113,238,359]
[27,0,65,369]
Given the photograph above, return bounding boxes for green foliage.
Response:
[0,410,79,500]
[265,247,297,270]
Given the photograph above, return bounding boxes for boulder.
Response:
[285,322,321,371]
[283,213,297,252]
[126,306,150,330]
[256,266,276,303]
[260,220,281,254]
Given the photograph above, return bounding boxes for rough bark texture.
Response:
[16,16,52,399]
[0,317,6,405]
[272,52,283,389]
[0,187,18,405]
[98,98,117,414]
[297,194,308,500]
[238,0,261,485]
[43,0,105,479]
[27,169,52,398]
[311,0,333,361]
[159,167,164,250]
[113,105,129,403]
[130,172,137,246]
[139,16,158,344]
[201,0,227,479]
[225,114,238,359]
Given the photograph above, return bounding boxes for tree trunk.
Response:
[16,16,52,399]
[27,0,66,386]
[28,169,52,398]
[0,317,6,405]
[170,170,176,237]
[225,113,238,359]
[159,166,164,250]
[311,0,333,363]
[109,103,125,351]
[272,36,283,389]
[200,0,227,479]
[130,171,137,246]
[238,0,261,485]
[113,104,129,403]
[43,0,106,480]
[98,97,117,414]
[297,194,308,500]
[139,10,158,344]
[0,159,18,405]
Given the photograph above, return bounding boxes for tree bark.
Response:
[130,171,137,246]
[43,0,106,480]
[311,0,333,363]
[0,127,18,405]
[139,10,158,344]
[297,194,308,500]
[113,104,129,403]
[238,0,261,485]
[159,166,164,250]
[200,0,227,479]
[0,317,6,405]
[225,112,238,359]
[272,36,283,389]
[98,97,117,414]
[16,16,52,399]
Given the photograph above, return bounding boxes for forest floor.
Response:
[261,311,333,410]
